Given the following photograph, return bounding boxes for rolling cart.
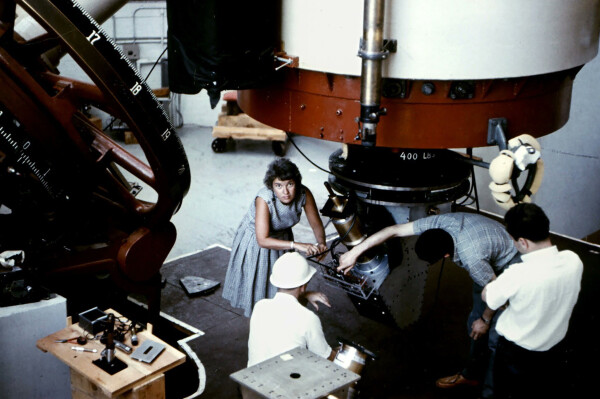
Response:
[211,91,287,155]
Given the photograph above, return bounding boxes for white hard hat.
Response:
[270,252,316,289]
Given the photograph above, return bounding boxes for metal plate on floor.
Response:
[230,346,359,399]
[131,340,165,363]
[180,275,220,296]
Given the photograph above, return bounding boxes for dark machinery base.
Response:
[347,292,396,327]
[93,356,128,375]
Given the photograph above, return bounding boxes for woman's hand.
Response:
[316,243,328,254]
[297,242,325,257]
[302,291,331,311]
[314,243,328,261]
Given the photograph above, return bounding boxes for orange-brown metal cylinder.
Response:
[238,68,576,149]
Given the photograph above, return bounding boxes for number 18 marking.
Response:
[130,82,143,96]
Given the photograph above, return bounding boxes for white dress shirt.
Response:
[485,246,583,351]
[247,292,332,367]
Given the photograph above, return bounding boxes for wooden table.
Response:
[37,309,185,398]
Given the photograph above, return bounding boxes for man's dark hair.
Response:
[263,158,302,188]
[504,203,550,242]
[414,228,454,264]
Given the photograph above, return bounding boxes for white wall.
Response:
[471,54,600,239]
[178,93,222,127]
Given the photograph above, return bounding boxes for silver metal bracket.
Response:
[358,38,397,60]
[274,53,299,71]
[487,118,508,151]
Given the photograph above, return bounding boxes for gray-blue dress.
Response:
[222,186,306,317]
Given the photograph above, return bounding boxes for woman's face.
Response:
[272,178,296,204]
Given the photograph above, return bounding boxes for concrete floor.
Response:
[123,125,477,398]
[42,125,599,398]
[129,125,599,399]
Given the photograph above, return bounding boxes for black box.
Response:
[78,307,108,335]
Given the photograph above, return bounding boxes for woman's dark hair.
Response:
[504,203,550,242]
[263,158,302,188]
[414,228,454,264]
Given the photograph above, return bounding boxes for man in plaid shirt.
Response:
[339,211,520,399]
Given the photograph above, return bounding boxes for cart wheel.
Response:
[272,141,286,156]
[212,138,227,153]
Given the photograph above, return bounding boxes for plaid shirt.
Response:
[413,213,518,287]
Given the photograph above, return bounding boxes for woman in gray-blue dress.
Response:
[222,158,327,317]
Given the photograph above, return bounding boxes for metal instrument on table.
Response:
[92,313,128,375]
[71,346,97,353]
[114,340,132,354]
[130,323,139,346]
[102,314,116,364]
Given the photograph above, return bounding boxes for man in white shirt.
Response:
[247,252,334,368]
[482,203,583,399]
[339,212,520,398]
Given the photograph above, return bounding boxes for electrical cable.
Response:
[285,131,399,198]
[455,171,475,206]
[471,164,480,210]
[285,132,331,174]
[285,132,366,268]
[143,46,168,85]
[306,199,359,261]
[305,240,338,262]
[306,211,358,277]
[284,132,346,262]
[455,165,477,207]
[103,46,169,132]
[454,149,482,209]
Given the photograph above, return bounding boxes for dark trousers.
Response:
[463,253,521,398]
[463,283,501,399]
[494,336,566,399]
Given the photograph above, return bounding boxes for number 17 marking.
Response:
[87,30,101,45]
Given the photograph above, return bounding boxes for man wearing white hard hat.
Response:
[247,252,334,368]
